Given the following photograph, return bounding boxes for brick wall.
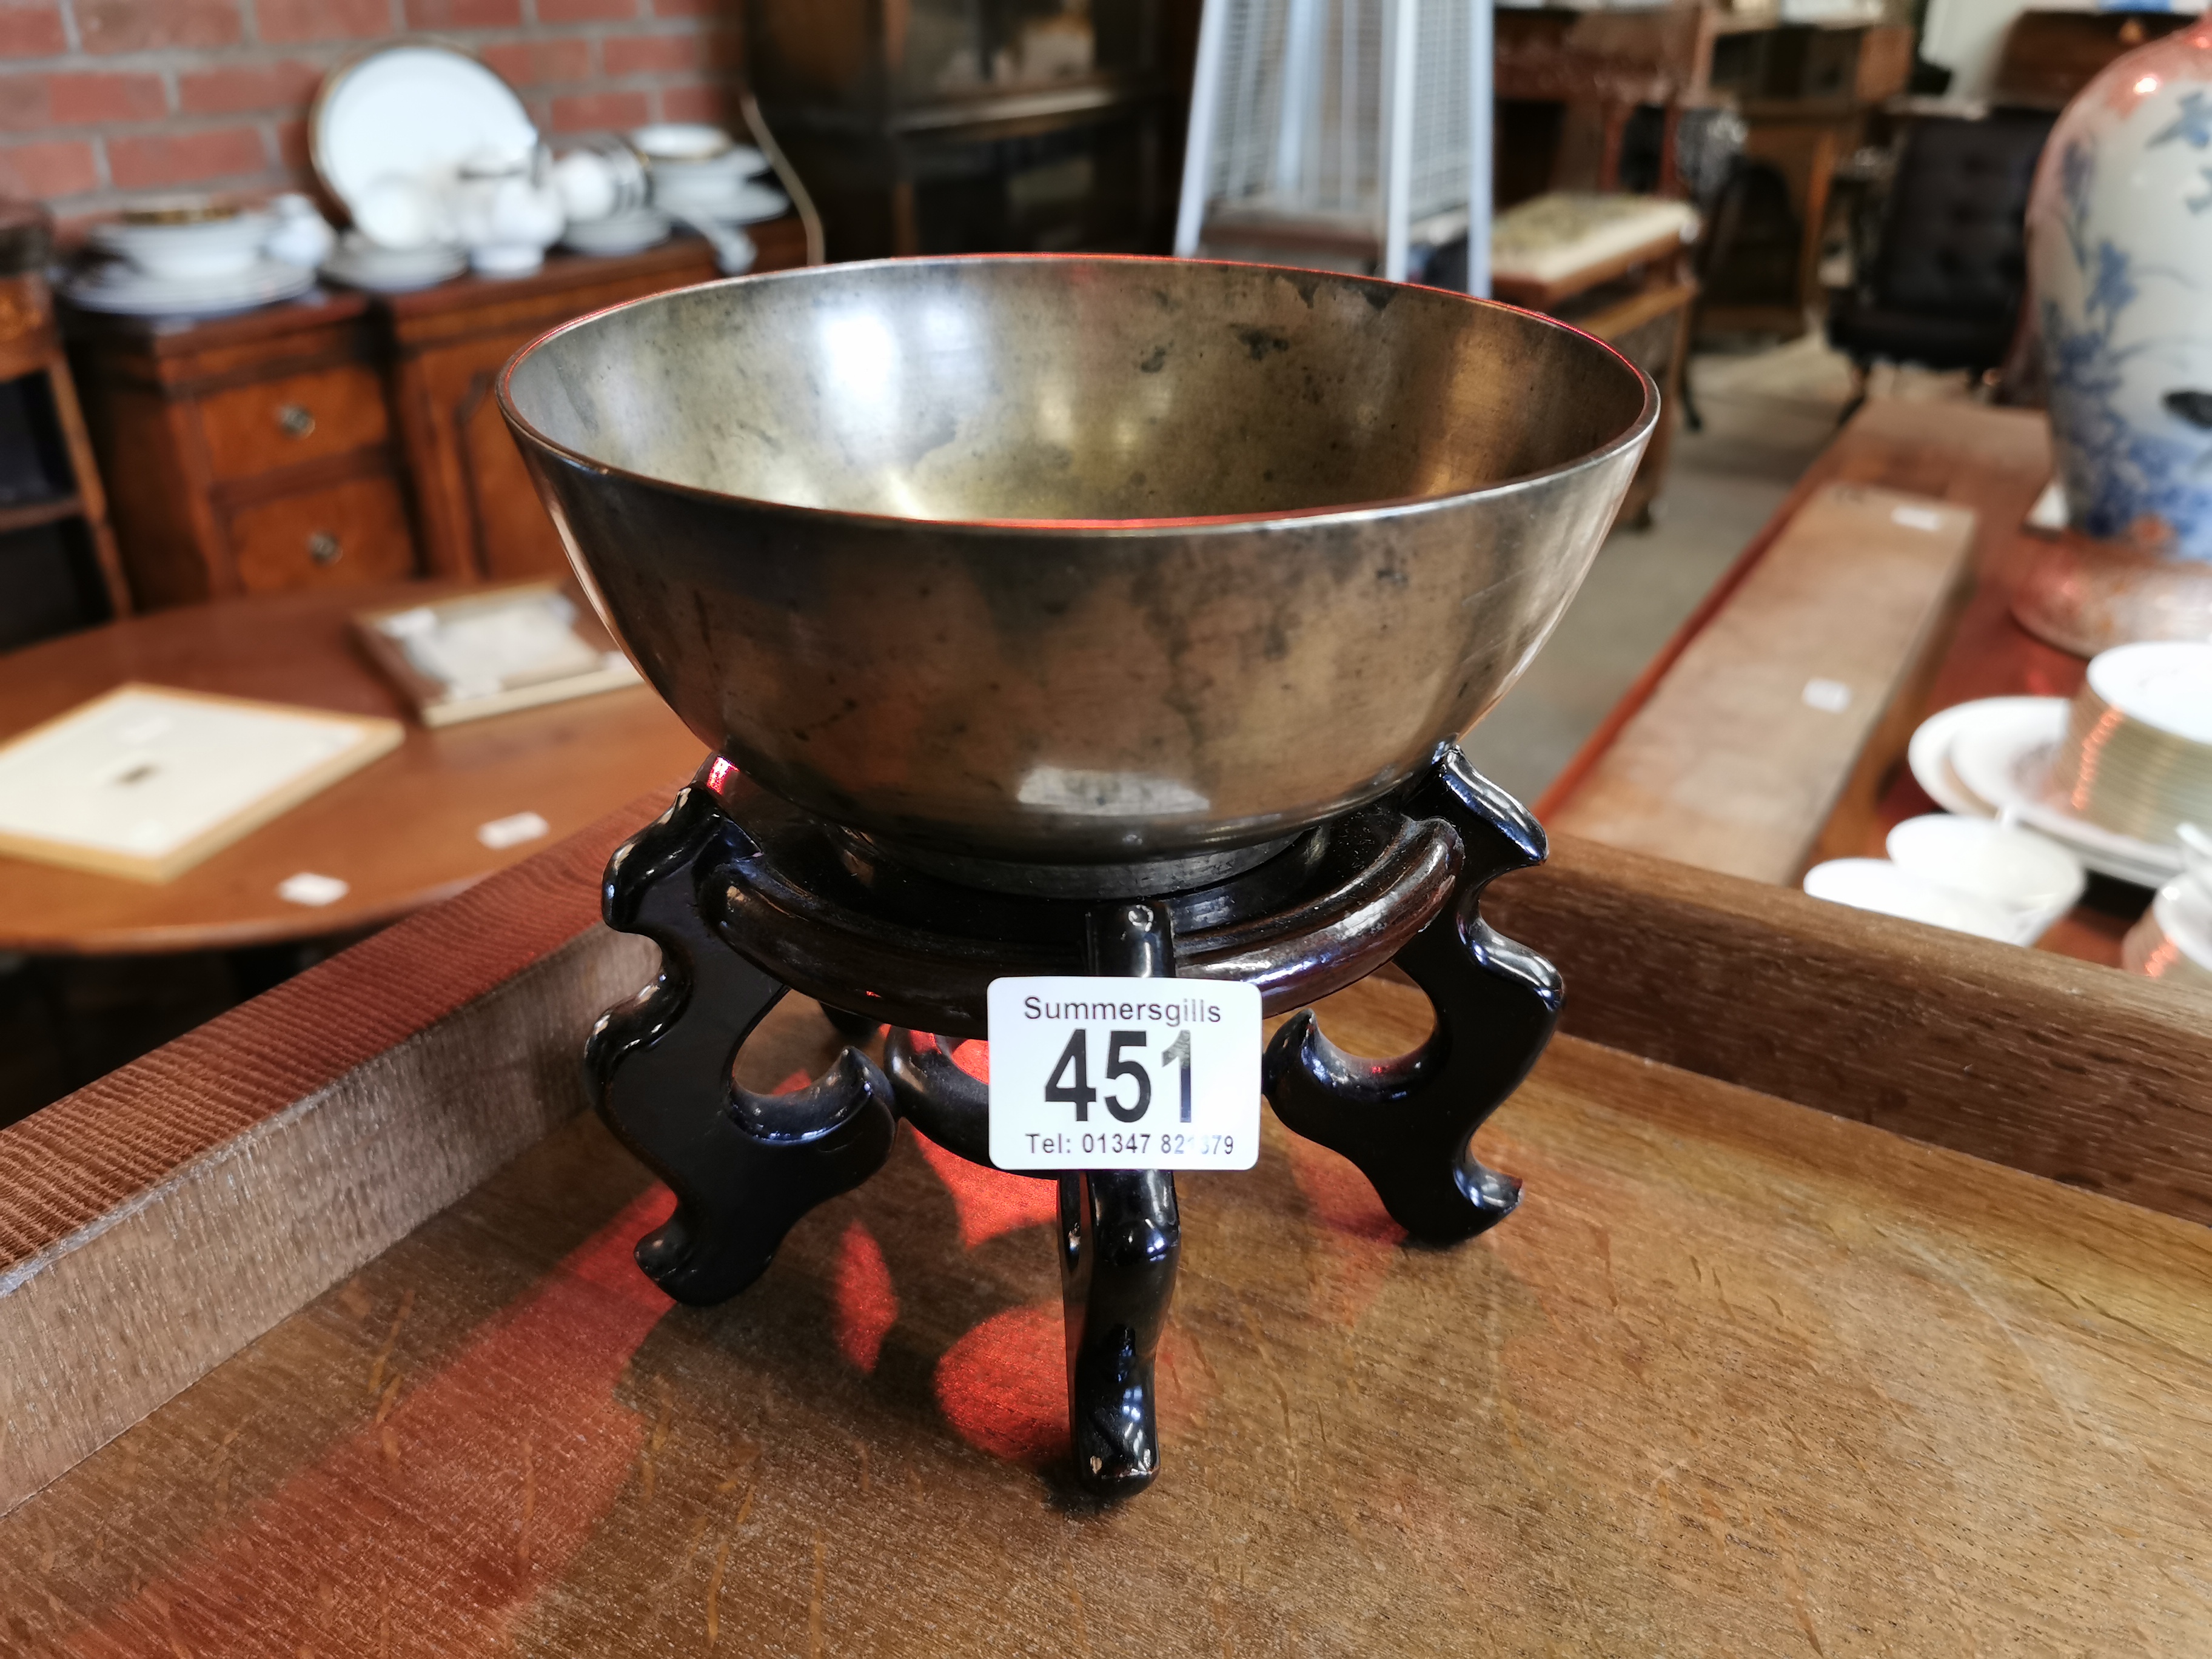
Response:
[0,0,741,228]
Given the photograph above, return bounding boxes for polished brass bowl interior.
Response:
[501,255,1656,863]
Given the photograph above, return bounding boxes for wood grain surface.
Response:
[5,982,2210,1656]
[1539,398,2054,828]
[1486,831,2212,1223]
[1550,480,1977,882]
[0,585,705,953]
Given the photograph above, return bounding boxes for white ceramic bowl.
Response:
[1801,857,2021,942]
[1885,814,2087,942]
[629,122,736,161]
[90,212,273,280]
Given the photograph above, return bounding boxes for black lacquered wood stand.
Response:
[586,746,1563,1497]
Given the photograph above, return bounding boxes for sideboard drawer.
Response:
[199,363,390,482]
[227,474,417,592]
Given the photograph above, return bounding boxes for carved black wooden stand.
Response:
[587,746,1561,1497]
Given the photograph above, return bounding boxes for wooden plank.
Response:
[0,793,669,1514]
[4,984,2209,1654]
[1484,831,2212,1222]
[1541,398,2053,823]
[1551,480,1977,882]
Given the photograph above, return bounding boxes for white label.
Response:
[1891,504,1946,532]
[1801,677,1854,713]
[987,977,1262,1171]
[277,871,349,907]
[477,810,550,850]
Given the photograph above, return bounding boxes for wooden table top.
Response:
[6,974,2209,1654]
[1540,397,2145,963]
[0,585,705,956]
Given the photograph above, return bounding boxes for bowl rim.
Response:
[496,252,1661,538]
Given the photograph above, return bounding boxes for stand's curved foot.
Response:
[588,773,896,1305]
[884,1029,1003,1170]
[1264,748,1562,1243]
[1060,1169,1179,1496]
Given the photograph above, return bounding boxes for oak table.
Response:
[0,581,705,954]
[2,803,2209,1651]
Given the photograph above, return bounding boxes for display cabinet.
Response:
[65,223,806,605]
[749,0,1176,259]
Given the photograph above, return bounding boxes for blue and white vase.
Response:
[2021,15,2212,652]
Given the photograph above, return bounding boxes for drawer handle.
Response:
[276,404,317,438]
[307,531,343,567]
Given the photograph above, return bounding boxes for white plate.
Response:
[312,44,537,217]
[1944,697,2184,886]
[320,240,466,293]
[649,179,788,224]
[1906,697,2048,817]
[64,257,314,317]
[2088,641,2212,745]
[561,209,671,256]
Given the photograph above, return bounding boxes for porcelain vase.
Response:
[2020,14,2212,654]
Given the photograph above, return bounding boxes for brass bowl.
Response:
[500,255,1655,865]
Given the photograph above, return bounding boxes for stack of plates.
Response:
[2048,642,2212,845]
[65,202,315,318]
[64,256,313,317]
[318,232,467,293]
[1908,689,2196,889]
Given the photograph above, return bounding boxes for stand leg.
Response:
[1264,748,1563,1242]
[1064,902,1183,1496]
[1059,1167,1179,1492]
[588,776,897,1305]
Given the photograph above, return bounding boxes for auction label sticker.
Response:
[987,977,1262,1171]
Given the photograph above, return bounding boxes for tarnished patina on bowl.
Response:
[499,255,1656,863]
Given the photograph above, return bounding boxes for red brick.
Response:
[655,81,729,125]
[0,70,167,132]
[648,0,714,15]
[256,0,389,44]
[478,38,592,88]
[404,0,521,25]
[601,31,699,76]
[176,59,323,116]
[272,117,312,175]
[0,2,67,58]
[548,89,650,133]
[0,137,96,198]
[107,124,267,189]
[537,0,636,22]
[78,0,241,53]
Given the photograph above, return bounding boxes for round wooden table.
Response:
[0,583,707,954]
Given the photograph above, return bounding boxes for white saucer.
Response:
[561,208,671,256]
[1906,696,2047,817]
[64,256,315,317]
[1940,697,2184,887]
[319,238,466,293]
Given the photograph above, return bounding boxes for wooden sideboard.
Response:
[65,221,807,608]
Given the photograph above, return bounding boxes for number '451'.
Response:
[1045,1028,1194,1124]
